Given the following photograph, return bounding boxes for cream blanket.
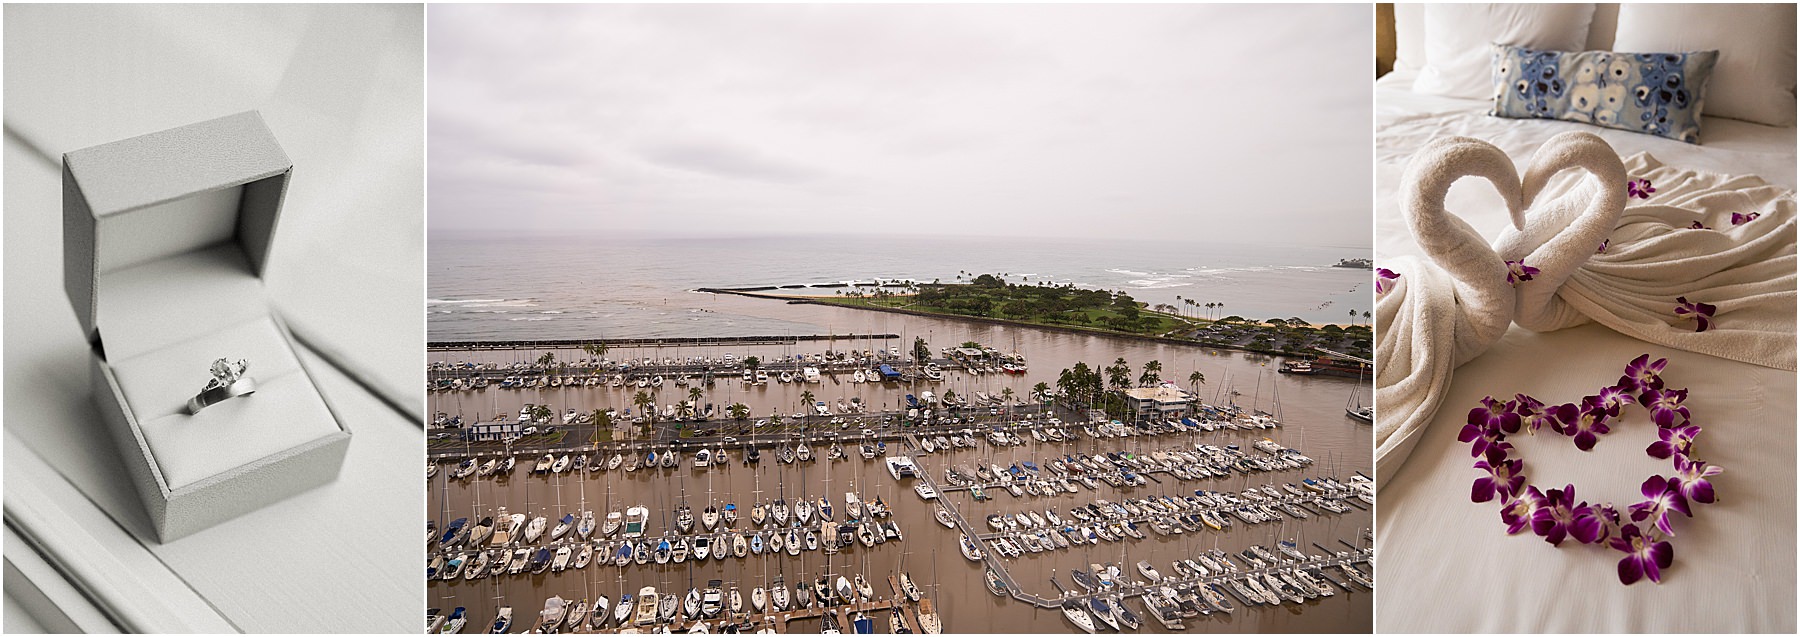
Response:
[1496,149,1797,370]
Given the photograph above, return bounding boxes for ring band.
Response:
[189,377,257,414]
[190,358,256,415]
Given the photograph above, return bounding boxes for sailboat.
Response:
[614,593,634,627]
[576,511,595,539]
[1345,352,1373,422]
[550,514,575,541]
[1063,601,1096,633]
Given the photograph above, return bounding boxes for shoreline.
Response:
[695,287,1362,360]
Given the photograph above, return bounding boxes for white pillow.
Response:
[1394,3,1426,74]
[1613,3,1796,127]
[1414,3,1596,99]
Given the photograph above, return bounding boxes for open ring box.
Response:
[62,112,350,542]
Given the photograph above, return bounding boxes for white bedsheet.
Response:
[1374,70,1797,633]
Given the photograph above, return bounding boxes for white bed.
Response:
[1374,6,1796,633]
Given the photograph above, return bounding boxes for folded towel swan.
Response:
[1374,136,1524,484]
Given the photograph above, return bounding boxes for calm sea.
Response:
[428,234,1372,341]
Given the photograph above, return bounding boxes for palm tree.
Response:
[1188,371,1206,396]
[529,404,553,426]
[744,356,761,373]
[633,390,654,424]
[728,403,749,420]
[1032,381,1050,405]
[581,342,608,360]
[1140,359,1163,387]
[1349,308,1358,326]
[1363,310,1372,325]
[688,386,704,411]
[591,408,613,436]
[1107,357,1131,392]
[537,351,556,368]
[800,390,815,412]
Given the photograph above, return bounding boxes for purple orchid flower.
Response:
[1688,221,1710,230]
[1530,484,1588,546]
[1500,486,1546,535]
[1470,396,1521,434]
[1596,239,1609,254]
[1618,354,1668,394]
[1638,388,1691,428]
[1551,398,1613,451]
[1570,499,1611,545]
[1731,212,1760,225]
[1673,456,1723,504]
[1630,475,1692,536]
[1512,394,1561,434]
[1504,259,1539,285]
[1472,447,1525,504]
[1627,178,1656,199]
[1647,424,1701,460]
[1459,397,1519,457]
[1375,268,1400,295]
[1598,503,1622,526]
[1674,296,1716,333]
[1610,522,1673,585]
[1591,385,1633,416]
[1533,485,1605,543]
[1456,421,1504,458]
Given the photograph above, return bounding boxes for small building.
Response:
[465,422,524,442]
[1121,386,1194,421]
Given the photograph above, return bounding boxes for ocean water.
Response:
[428,234,1372,341]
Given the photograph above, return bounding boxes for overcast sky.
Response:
[428,4,1371,246]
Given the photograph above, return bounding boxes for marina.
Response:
[429,326,1372,633]
[422,6,1383,632]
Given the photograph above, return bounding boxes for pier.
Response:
[428,333,900,352]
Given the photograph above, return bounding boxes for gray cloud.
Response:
[428,3,1372,245]
[635,138,824,185]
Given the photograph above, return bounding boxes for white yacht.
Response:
[623,506,649,538]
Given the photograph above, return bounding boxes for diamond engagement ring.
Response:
[188,358,256,415]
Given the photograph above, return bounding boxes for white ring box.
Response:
[62,111,351,542]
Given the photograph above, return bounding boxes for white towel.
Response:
[1375,137,1524,484]
[1495,144,1797,370]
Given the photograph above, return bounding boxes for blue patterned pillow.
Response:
[1490,44,1719,144]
